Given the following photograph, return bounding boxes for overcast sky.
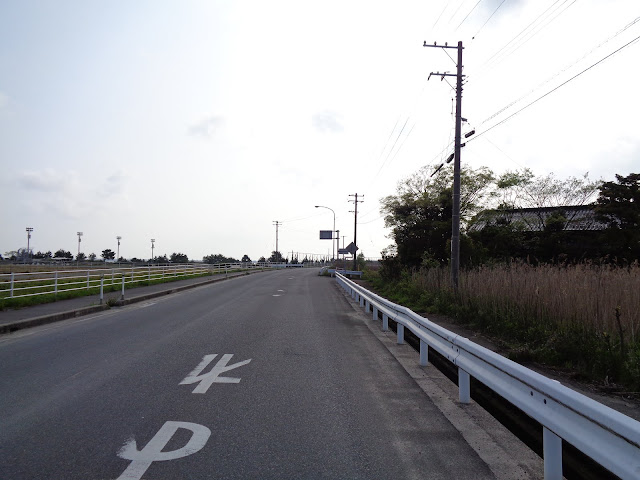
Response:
[1,0,639,261]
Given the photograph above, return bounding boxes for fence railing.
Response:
[0,263,256,300]
[0,261,323,300]
[336,272,640,480]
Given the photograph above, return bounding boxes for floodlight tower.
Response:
[77,232,83,262]
[116,236,122,261]
[151,239,155,262]
[26,227,33,260]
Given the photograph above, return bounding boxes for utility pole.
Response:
[424,40,464,291]
[273,221,281,261]
[348,193,364,270]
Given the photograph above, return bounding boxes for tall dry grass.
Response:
[413,262,640,342]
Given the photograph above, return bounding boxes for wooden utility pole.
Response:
[424,40,464,291]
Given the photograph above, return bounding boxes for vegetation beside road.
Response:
[369,167,640,392]
[364,262,640,393]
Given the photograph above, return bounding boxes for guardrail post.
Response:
[372,306,378,321]
[420,340,429,366]
[397,324,404,344]
[100,275,104,304]
[54,271,58,297]
[10,272,14,298]
[382,313,389,331]
[121,274,125,300]
[365,300,370,313]
[543,427,563,480]
[458,368,470,404]
[359,295,364,307]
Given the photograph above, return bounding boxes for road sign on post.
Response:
[343,242,358,255]
[319,230,333,240]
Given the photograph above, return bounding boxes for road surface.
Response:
[0,268,502,479]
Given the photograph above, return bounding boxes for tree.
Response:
[258,256,266,263]
[54,249,73,259]
[101,249,115,260]
[170,252,189,263]
[595,173,640,261]
[76,252,86,261]
[88,253,97,261]
[268,251,284,263]
[203,253,239,264]
[495,169,601,230]
[381,163,495,269]
[241,254,251,263]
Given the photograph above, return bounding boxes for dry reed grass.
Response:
[413,262,640,342]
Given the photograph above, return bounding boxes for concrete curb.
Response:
[0,270,257,335]
[0,304,111,334]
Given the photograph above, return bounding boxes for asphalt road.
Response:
[0,268,498,479]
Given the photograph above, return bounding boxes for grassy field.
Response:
[366,262,640,392]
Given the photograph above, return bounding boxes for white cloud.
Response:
[312,111,344,133]
[188,115,224,138]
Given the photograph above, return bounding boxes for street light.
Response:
[151,239,155,262]
[26,227,33,262]
[77,232,83,263]
[315,205,336,263]
[116,236,122,262]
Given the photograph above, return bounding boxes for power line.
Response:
[478,14,640,128]
[456,0,485,31]
[487,0,577,69]
[472,0,508,40]
[474,0,569,77]
[470,32,640,142]
[432,0,453,29]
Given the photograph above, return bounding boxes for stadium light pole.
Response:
[116,236,122,262]
[151,239,155,262]
[77,232,83,263]
[26,227,33,262]
[315,205,336,262]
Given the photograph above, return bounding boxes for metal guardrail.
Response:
[336,272,640,480]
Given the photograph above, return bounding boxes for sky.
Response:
[1,0,639,262]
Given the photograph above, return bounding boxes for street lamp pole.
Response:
[116,236,122,262]
[151,239,155,262]
[315,205,336,263]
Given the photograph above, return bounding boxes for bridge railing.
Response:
[336,272,640,480]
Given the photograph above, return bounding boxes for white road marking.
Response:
[277,289,285,292]
[272,294,282,297]
[117,421,211,480]
[180,354,252,393]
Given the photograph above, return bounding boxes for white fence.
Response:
[0,263,256,300]
[336,272,640,480]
